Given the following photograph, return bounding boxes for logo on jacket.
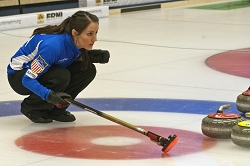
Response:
[31,55,48,74]
[58,58,68,63]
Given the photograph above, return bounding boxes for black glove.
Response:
[88,49,110,64]
[47,91,71,108]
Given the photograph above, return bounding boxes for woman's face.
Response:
[73,22,99,50]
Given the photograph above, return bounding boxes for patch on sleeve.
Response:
[25,69,38,79]
[31,55,48,74]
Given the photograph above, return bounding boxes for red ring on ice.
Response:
[15,125,216,160]
[206,48,250,78]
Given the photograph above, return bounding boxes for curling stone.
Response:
[201,104,245,139]
[236,87,250,113]
[246,112,250,118]
[231,120,250,148]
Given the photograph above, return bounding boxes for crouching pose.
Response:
[7,11,110,123]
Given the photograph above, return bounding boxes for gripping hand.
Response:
[47,91,71,108]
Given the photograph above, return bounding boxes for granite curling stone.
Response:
[236,87,250,113]
[201,104,245,139]
[231,120,250,148]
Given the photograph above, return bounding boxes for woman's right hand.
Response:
[47,91,71,108]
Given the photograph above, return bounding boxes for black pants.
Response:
[8,61,96,114]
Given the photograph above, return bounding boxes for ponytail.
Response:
[32,17,71,36]
[31,11,98,37]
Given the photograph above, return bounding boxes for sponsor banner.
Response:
[0,15,38,31]
[80,0,172,7]
[0,6,109,31]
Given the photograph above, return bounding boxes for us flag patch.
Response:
[31,55,48,74]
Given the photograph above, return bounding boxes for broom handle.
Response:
[65,98,178,152]
[65,98,148,135]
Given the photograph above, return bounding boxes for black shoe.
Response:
[27,116,53,123]
[21,109,53,123]
[49,109,76,122]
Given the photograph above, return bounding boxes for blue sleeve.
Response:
[21,40,60,100]
[22,73,51,100]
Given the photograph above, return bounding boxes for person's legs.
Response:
[49,62,96,122]
[65,61,96,99]
[8,67,71,123]
[8,62,96,123]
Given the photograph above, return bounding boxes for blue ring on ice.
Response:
[0,98,242,117]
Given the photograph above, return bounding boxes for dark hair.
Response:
[32,10,99,35]
[32,11,99,70]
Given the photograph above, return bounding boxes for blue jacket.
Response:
[7,33,81,100]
